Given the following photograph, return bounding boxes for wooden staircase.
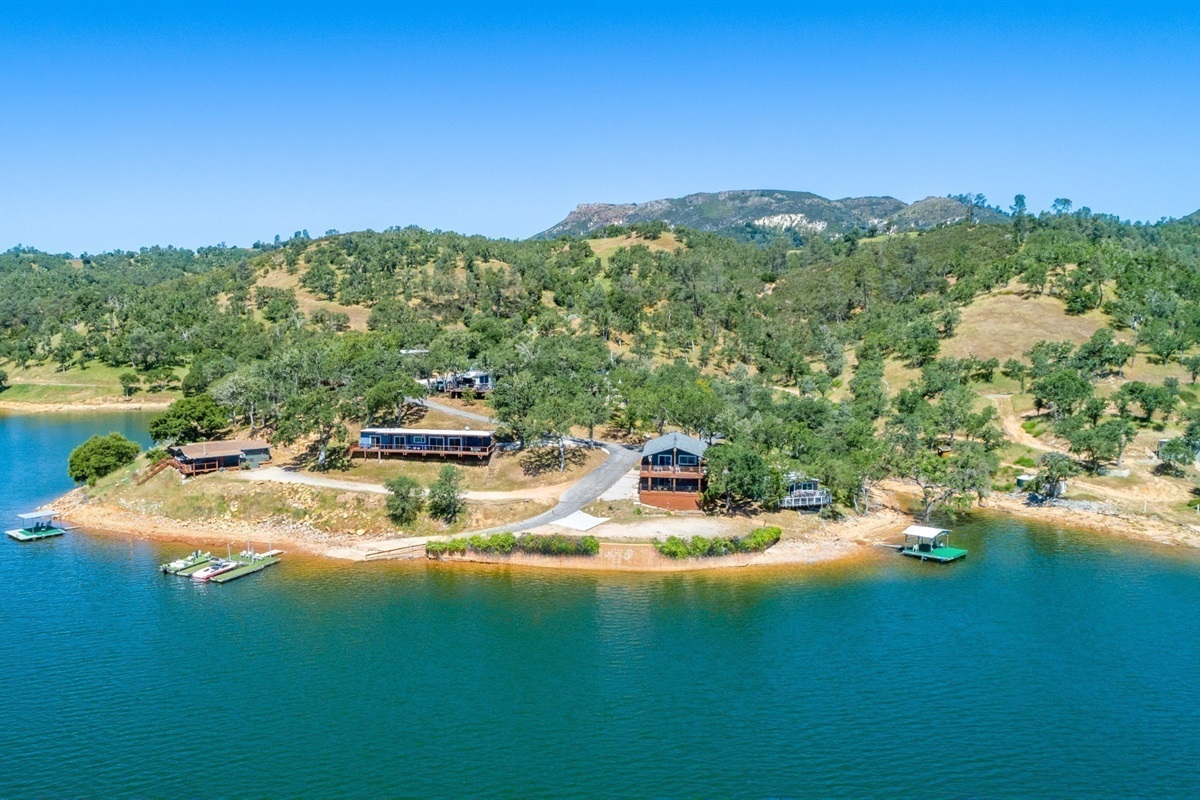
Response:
[134,457,180,486]
[484,450,500,484]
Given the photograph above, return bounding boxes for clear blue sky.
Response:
[2,1,1197,254]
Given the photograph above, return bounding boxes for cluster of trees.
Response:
[67,433,141,485]
[1000,329,1187,472]
[12,194,1200,518]
[385,465,465,525]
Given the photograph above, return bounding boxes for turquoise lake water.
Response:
[2,412,1199,798]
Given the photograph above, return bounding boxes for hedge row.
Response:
[426,533,600,559]
[653,526,782,559]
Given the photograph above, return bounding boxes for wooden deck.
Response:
[351,444,493,460]
[639,490,703,511]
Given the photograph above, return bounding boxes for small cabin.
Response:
[168,440,272,476]
[638,432,708,511]
[352,428,495,460]
[779,473,832,510]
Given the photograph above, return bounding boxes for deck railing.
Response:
[640,464,706,477]
[780,489,832,509]
[352,443,494,457]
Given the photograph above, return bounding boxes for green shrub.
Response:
[467,532,517,554]
[516,533,599,556]
[736,526,782,552]
[656,527,782,559]
[426,539,467,558]
[654,536,691,558]
[145,447,169,464]
[431,532,600,558]
[1015,455,1037,468]
[709,537,736,556]
[68,433,141,485]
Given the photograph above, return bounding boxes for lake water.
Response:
[2,412,1199,798]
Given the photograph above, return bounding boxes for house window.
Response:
[412,436,426,444]
[679,455,698,466]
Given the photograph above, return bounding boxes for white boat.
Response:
[162,550,210,574]
[190,559,240,581]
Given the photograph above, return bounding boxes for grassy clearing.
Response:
[943,290,1108,362]
[93,456,554,536]
[0,361,182,404]
[338,445,606,493]
[584,232,684,264]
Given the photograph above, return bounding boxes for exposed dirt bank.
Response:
[0,399,171,414]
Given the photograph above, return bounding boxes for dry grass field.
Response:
[584,232,684,263]
[256,266,372,331]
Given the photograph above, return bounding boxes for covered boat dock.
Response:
[900,525,968,563]
[6,510,68,542]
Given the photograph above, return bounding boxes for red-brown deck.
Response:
[638,490,703,511]
[350,444,494,460]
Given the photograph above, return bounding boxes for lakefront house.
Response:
[779,473,833,510]
[167,440,272,476]
[351,428,495,460]
[418,369,494,397]
[638,431,708,511]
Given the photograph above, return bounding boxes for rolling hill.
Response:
[535,189,1007,239]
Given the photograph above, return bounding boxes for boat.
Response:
[899,525,968,563]
[190,559,241,581]
[161,550,211,574]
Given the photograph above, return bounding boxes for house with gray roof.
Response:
[638,432,709,511]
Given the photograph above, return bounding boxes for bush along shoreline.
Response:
[426,532,600,559]
[653,526,782,559]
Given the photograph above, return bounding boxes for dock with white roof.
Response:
[899,525,968,563]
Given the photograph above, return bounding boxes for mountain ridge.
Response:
[535,189,1007,239]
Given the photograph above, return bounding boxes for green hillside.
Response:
[5,204,1200,524]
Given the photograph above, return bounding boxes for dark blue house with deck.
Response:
[351,428,496,460]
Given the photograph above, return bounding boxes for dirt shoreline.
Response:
[0,399,171,414]
[54,486,1200,571]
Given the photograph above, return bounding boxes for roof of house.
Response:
[902,525,950,540]
[171,439,270,460]
[360,428,495,437]
[643,431,709,458]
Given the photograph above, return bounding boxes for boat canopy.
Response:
[17,510,58,521]
[902,525,950,540]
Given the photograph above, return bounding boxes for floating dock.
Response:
[6,510,68,542]
[899,525,968,563]
[162,548,283,583]
[161,551,213,575]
